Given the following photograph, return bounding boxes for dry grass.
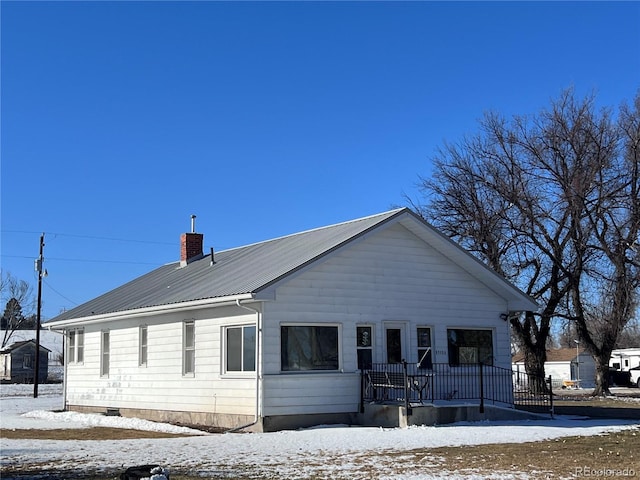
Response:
[2,393,639,479]
[1,426,192,440]
[420,427,640,479]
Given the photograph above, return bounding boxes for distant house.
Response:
[512,348,596,389]
[3,329,64,381]
[47,208,538,431]
[0,339,50,383]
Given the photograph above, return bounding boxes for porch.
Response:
[359,362,553,426]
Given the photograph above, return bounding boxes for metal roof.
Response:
[48,208,406,322]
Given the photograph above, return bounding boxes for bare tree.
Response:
[568,92,640,395]
[1,270,36,348]
[413,89,639,394]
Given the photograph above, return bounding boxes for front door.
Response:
[385,323,406,364]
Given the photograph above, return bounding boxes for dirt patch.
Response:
[0,426,194,440]
[3,428,639,479]
[419,427,640,478]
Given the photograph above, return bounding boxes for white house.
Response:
[47,208,538,431]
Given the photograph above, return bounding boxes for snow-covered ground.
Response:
[1,384,639,479]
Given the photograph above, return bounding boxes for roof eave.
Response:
[46,293,256,329]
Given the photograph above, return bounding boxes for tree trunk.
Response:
[523,347,549,394]
[592,355,612,396]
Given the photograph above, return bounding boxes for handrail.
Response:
[361,362,552,415]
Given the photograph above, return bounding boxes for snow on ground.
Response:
[1,383,639,479]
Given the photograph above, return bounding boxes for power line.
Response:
[43,279,78,306]
[0,254,164,266]
[1,230,175,246]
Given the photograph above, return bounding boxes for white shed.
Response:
[47,208,538,431]
[512,348,596,389]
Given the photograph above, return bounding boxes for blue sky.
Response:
[1,1,639,321]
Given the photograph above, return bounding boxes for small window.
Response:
[356,326,373,370]
[101,331,110,377]
[281,325,339,371]
[447,329,493,366]
[417,327,432,369]
[139,326,148,366]
[68,330,76,363]
[68,328,84,364]
[77,329,84,363]
[226,325,256,372]
[183,321,195,376]
[23,353,33,369]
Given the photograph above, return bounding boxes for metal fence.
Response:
[361,361,553,415]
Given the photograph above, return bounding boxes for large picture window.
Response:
[281,325,339,371]
[447,329,493,366]
[226,325,256,372]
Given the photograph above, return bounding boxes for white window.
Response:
[183,321,195,376]
[68,328,84,364]
[139,326,148,366]
[417,327,433,369]
[281,325,339,371]
[356,325,373,370]
[225,325,256,372]
[100,330,110,377]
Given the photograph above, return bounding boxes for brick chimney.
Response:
[180,215,203,266]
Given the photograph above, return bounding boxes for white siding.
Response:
[261,223,511,416]
[65,306,258,415]
[64,222,514,421]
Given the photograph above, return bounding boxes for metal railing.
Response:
[361,361,553,416]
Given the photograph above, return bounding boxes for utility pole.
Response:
[34,233,45,398]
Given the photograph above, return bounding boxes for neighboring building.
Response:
[0,339,50,383]
[610,348,640,371]
[512,348,596,389]
[2,329,64,382]
[47,208,538,431]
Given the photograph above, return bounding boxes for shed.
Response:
[1,339,51,383]
[512,348,596,389]
[47,208,538,431]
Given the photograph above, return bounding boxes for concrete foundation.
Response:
[67,402,548,433]
[358,402,549,427]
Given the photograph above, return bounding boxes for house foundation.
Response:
[67,402,547,433]
[358,402,549,428]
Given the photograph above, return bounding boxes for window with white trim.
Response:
[447,328,493,366]
[281,325,339,371]
[356,325,373,370]
[417,327,433,369]
[139,326,148,366]
[183,321,195,375]
[100,330,110,377]
[225,325,256,372]
[68,328,84,364]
